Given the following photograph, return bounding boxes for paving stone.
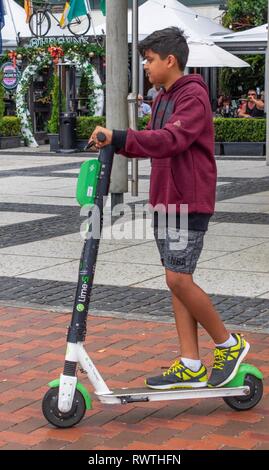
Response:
[1,275,269,327]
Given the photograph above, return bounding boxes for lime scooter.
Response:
[42,133,263,428]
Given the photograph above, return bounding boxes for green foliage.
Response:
[67,115,267,145]
[78,73,89,100]
[0,117,21,136]
[138,115,151,130]
[219,55,265,97]
[0,72,5,120]
[0,43,105,68]
[220,0,266,98]
[76,116,106,139]
[78,70,99,117]
[47,73,60,134]
[76,115,151,138]
[47,72,66,134]
[222,0,267,31]
[135,115,266,142]
[214,118,266,142]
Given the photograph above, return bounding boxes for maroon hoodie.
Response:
[114,74,217,216]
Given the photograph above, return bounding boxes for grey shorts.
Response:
[154,226,205,274]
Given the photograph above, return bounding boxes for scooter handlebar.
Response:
[96,132,106,143]
[84,132,108,151]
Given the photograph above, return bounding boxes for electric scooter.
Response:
[42,134,263,428]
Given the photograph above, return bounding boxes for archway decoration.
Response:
[15,47,104,147]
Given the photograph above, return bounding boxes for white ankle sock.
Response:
[181,357,202,372]
[216,334,237,348]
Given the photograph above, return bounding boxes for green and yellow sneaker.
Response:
[208,333,250,388]
[145,359,208,390]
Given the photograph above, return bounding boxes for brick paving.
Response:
[0,151,269,450]
[0,305,268,450]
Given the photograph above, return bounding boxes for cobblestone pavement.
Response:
[0,305,268,450]
[0,276,269,330]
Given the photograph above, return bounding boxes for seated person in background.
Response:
[138,94,151,118]
[238,89,265,118]
[216,96,234,118]
[147,84,161,103]
[217,94,224,109]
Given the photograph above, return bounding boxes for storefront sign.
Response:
[29,36,90,47]
[1,62,21,90]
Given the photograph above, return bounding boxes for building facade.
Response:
[182,1,225,23]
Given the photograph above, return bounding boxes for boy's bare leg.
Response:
[166,269,229,345]
[172,293,199,359]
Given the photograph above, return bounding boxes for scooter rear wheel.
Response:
[223,374,263,411]
[42,386,86,428]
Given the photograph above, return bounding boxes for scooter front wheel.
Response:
[42,386,86,428]
[223,374,263,411]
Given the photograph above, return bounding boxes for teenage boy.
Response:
[90,27,249,389]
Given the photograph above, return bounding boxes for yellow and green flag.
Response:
[100,0,106,16]
[60,0,90,28]
[24,0,33,23]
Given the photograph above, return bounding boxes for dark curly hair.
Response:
[138,27,189,71]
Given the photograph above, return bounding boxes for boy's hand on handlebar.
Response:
[89,127,113,149]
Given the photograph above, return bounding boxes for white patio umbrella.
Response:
[214,23,268,55]
[1,0,30,50]
[187,39,250,68]
[95,0,230,39]
[219,23,268,42]
[95,0,249,68]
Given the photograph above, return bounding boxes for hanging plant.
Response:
[0,42,105,67]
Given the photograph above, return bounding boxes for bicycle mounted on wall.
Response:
[29,1,91,37]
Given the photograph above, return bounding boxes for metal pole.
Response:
[131,0,139,196]
[58,63,62,135]
[66,66,70,113]
[139,57,144,96]
[71,66,76,113]
[210,68,218,113]
[266,1,269,165]
[106,0,129,207]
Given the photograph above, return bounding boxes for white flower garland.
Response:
[16,52,104,148]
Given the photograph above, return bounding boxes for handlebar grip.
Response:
[84,132,108,151]
[96,132,106,143]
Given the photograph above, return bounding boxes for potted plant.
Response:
[76,116,106,150]
[0,74,21,149]
[47,72,60,151]
[214,118,265,156]
[0,117,21,149]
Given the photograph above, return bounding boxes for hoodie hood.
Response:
[151,74,210,131]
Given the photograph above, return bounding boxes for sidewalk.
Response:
[0,305,268,450]
[0,146,269,449]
